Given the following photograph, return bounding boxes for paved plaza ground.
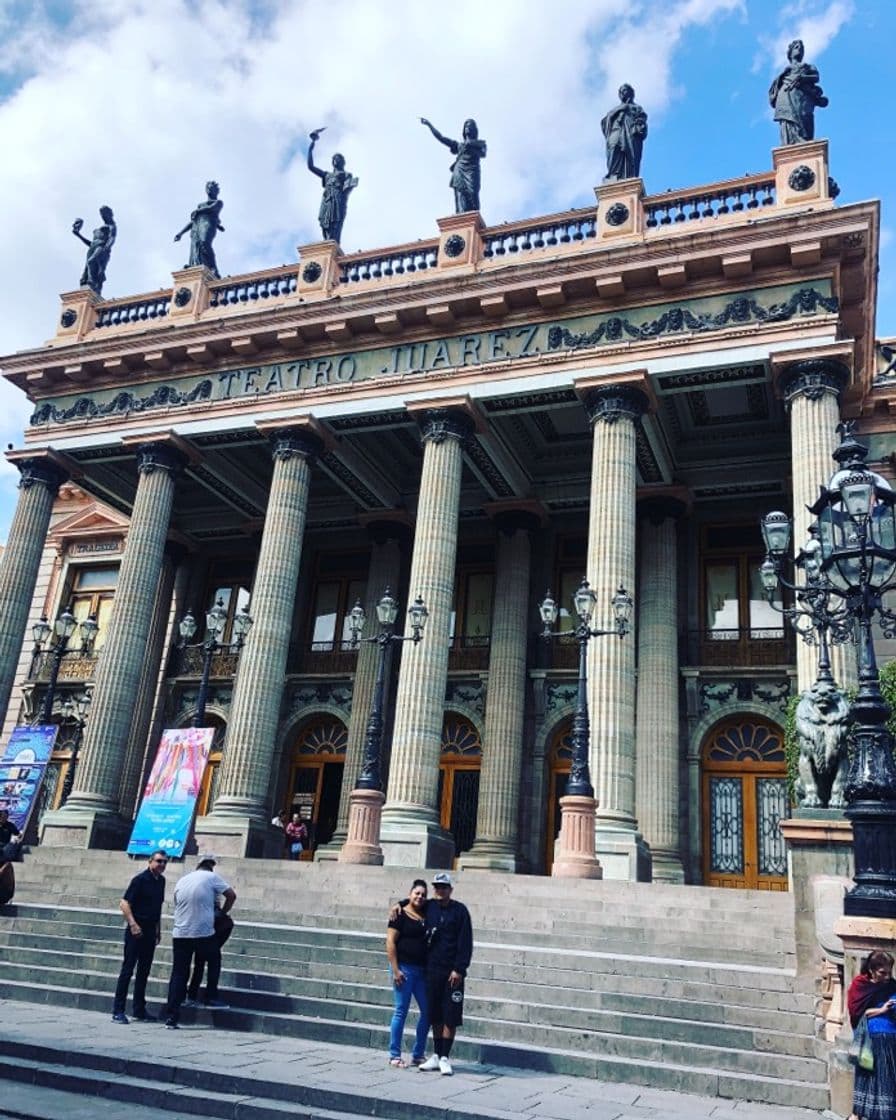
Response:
[0,1001,838,1120]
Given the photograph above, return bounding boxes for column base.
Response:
[552,795,602,880]
[339,789,385,865]
[458,840,518,873]
[193,814,277,859]
[314,829,346,863]
[650,848,686,883]
[379,806,454,869]
[595,823,652,881]
[40,806,129,850]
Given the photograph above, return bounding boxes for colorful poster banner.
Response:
[127,727,214,858]
[0,725,58,835]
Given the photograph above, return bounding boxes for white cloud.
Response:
[0,0,745,542]
[754,0,854,72]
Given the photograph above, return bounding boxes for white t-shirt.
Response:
[172,869,231,938]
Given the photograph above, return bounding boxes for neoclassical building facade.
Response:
[1,138,893,882]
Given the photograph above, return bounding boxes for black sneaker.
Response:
[133,1012,157,1022]
[111,1013,129,1024]
[164,1018,179,1030]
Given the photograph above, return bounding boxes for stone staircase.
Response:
[0,849,830,1111]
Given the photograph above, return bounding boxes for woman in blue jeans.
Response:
[386,879,430,1067]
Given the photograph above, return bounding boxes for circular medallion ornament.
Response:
[444,234,466,258]
[174,286,192,308]
[302,261,322,284]
[604,202,630,227]
[60,309,77,328]
[788,165,816,192]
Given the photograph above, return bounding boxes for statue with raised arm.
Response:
[768,39,828,145]
[420,117,486,213]
[306,129,358,244]
[601,84,648,182]
[175,181,224,278]
[72,206,116,296]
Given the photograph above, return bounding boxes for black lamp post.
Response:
[761,422,896,918]
[59,688,92,806]
[539,579,633,799]
[179,598,253,727]
[347,588,429,790]
[32,607,99,724]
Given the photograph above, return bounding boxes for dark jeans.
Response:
[167,935,219,1022]
[113,923,158,1016]
[187,915,233,1000]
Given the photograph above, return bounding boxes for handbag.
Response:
[849,1015,874,1071]
[290,841,303,854]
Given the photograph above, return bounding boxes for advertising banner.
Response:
[0,725,58,835]
[127,727,214,858]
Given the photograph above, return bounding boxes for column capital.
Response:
[637,486,691,525]
[779,357,850,406]
[134,442,189,476]
[13,456,69,494]
[488,501,546,536]
[583,384,650,426]
[358,511,413,548]
[417,407,475,446]
[268,428,324,463]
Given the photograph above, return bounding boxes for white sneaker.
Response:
[438,1056,453,1076]
[418,1055,440,1071]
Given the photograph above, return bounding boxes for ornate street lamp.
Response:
[339,589,428,865]
[32,607,99,725]
[59,688,92,806]
[179,597,253,727]
[539,579,633,877]
[761,422,896,917]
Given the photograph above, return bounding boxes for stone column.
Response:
[42,441,186,849]
[635,496,686,882]
[317,520,407,861]
[781,358,853,692]
[116,545,184,820]
[380,408,472,868]
[584,384,650,881]
[461,508,539,872]
[0,457,67,725]
[196,427,321,858]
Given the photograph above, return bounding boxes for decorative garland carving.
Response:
[31,380,214,427]
[547,287,838,352]
[700,677,791,715]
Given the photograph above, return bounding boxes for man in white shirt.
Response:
[163,853,236,1029]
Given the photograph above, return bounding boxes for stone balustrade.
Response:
[53,140,834,347]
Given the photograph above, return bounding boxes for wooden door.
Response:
[702,718,789,890]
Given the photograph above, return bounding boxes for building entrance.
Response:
[701,717,789,890]
[287,718,347,858]
[545,719,572,873]
[437,715,481,862]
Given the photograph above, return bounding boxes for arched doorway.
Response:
[287,718,347,857]
[545,718,572,873]
[438,714,481,862]
[701,717,790,890]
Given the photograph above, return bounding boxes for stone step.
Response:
[0,979,829,1108]
[0,948,818,1059]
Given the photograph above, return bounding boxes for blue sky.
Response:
[0,0,891,544]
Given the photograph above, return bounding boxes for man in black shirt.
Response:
[112,850,168,1023]
[0,810,23,862]
[417,872,473,1077]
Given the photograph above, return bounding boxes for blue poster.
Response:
[0,725,58,835]
[127,727,214,857]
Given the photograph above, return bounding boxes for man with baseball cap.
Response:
[163,853,236,1029]
[417,872,473,1076]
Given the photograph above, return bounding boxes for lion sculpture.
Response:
[794,676,850,809]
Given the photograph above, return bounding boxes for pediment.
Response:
[48,499,129,544]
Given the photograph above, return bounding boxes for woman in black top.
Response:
[386,879,430,1067]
